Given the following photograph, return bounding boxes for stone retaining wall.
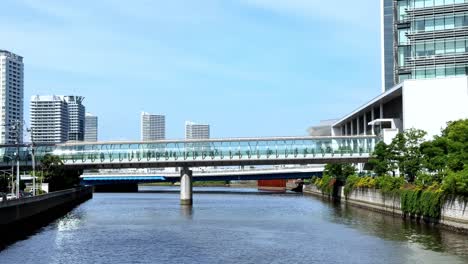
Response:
[303,185,468,232]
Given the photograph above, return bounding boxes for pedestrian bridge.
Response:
[0,135,378,169]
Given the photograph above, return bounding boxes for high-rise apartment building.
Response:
[382,0,468,91]
[84,112,98,142]
[185,121,210,139]
[64,96,85,141]
[0,50,24,144]
[30,95,69,143]
[141,112,165,141]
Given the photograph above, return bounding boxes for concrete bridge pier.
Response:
[180,168,193,205]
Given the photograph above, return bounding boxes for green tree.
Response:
[442,119,468,172]
[390,129,427,183]
[368,141,396,176]
[420,136,448,175]
[41,154,82,192]
[324,163,356,182]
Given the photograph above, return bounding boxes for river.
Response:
[1,186,467,264]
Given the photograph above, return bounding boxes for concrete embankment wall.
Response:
[303,185,468,232]
[0,186,93,226]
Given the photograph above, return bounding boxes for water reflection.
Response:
[180,205,193,219]
[326,200,468,257]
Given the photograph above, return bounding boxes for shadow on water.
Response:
[324,199,468,257]
[0,203,86,252]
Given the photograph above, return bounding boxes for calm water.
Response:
[1,187,468,264]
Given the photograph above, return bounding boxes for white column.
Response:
[363,113,367,135]
[180,168,193,205]
[351,119,354,136]
[357,116,360,135]
[379,103,384,118]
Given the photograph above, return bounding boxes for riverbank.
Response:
[303,184,468,233]
[0,186,93,249]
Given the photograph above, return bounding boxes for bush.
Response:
[442,167,468,196]
[375,175,405,194]
[315,175,336,196]
[400,184,444,219]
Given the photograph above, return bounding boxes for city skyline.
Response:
[0,0,381,141]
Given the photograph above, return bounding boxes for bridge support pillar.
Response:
[180,168,193,205]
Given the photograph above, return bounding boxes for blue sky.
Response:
[1,0,381,140]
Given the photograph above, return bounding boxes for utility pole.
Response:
[31,144,36,196]
[11,120,21,198]
[27,128,36,196]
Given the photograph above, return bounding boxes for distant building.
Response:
[0,50,24,144]
[307,119,339,136]
[30,95,69,143]
[141,112,165,141]
[185,121,210,139]
[84,112,98,142]
[382,0,468,91]
[64,96,85,141]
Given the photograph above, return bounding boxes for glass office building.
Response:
[383,0,468,90]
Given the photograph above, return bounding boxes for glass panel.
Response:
[434,0,444,5]
[416,19,425,32]
[399,29,408,45]
[435,41,445,55]
[426,68,436,78]
[446,39,455,54]
[455,16,464,28]
[435,66,445,77]
[446,66,456,76]
[425,0,433,6]
[456,39,465,53]
[415,0,425,7]
[445,16,455,30]
[415,68,426,79]
[456,66,465,75]
[426,42,435,55]
[416,43,425,57]
[425,18,434,31]
[435,17,444,30]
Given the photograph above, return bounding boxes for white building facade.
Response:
[185,121,210,140]
[30,95,69,143]
[84,112,98,142]
[0,50,24,144]
[141,112,165,141]
[331,77,468,142]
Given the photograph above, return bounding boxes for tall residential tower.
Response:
[0,50,24,144]
[382,0,468,91]
[185,121,210,139]
[64,96,85,141]
[140,112,165,141]
[84,112,98,142]
[30,95,69,143]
